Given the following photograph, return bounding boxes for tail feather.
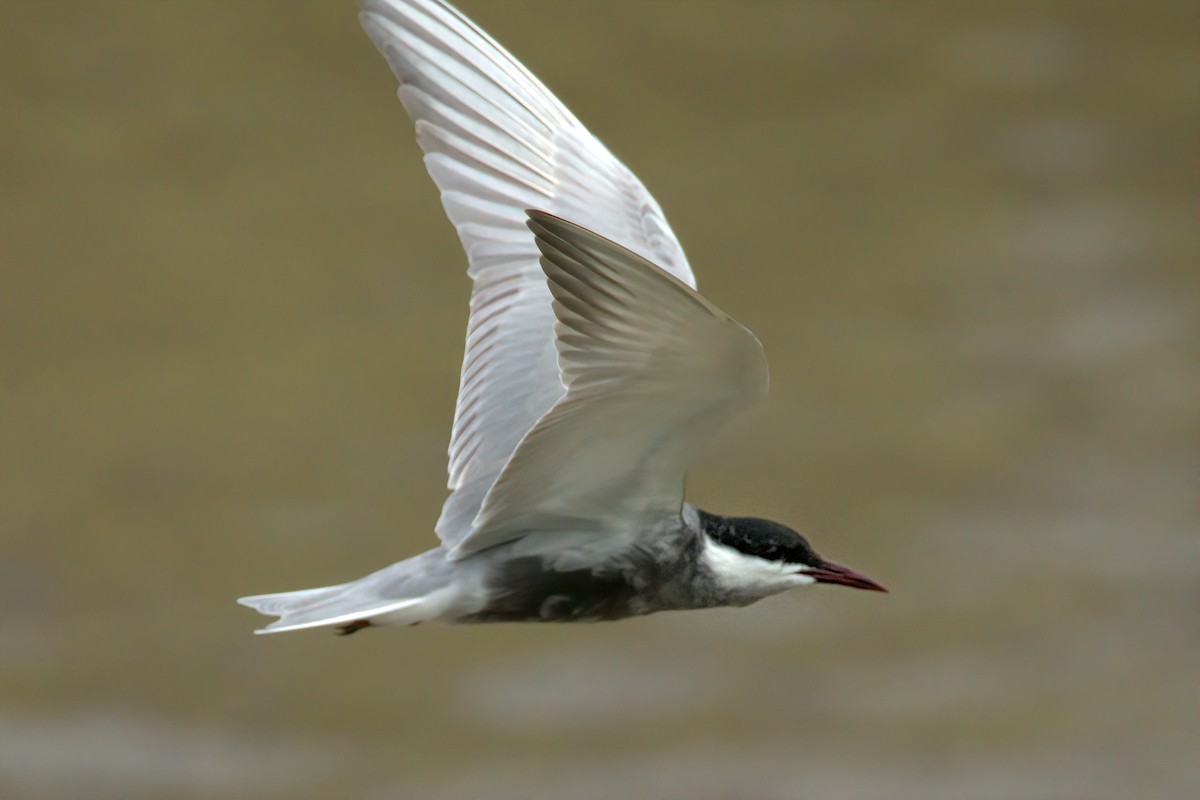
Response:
[238,548,455,634]
[237,584,423,635]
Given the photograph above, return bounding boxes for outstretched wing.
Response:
[450,212,767,558]
[358,0,694,548]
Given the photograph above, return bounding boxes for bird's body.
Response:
[239,0,884,636]
[242,504,879,634]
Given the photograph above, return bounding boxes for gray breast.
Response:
[463,527,707,622]
[463,557,638,622]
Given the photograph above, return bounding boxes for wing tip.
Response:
[524,208,560,234]
[525,209,577,271]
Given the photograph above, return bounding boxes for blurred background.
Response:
[2,1,1196,798]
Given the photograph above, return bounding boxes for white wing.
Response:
[358,0,694,548]
[452,212,767,558]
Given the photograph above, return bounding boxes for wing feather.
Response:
[450,212,767,558]
[358,0,694,548]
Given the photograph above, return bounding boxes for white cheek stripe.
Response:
[701,538,814,592]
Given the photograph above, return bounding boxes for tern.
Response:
[239,0,886,635]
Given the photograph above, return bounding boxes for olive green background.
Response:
[3,1,1196,798]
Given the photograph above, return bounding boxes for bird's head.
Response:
[694,508,887,602]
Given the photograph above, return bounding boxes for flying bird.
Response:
[239,0,885,635]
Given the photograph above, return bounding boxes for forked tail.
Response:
[239,549,457,634]
[237,583,428,634]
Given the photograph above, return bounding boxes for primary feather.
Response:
[358,0,694,551]
[459,212,767,555]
